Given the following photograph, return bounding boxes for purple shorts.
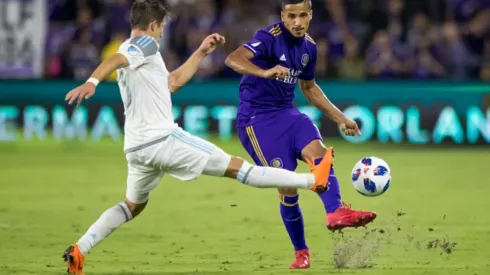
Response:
[237,109,322,171]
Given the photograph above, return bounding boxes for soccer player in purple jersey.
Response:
[225,0,377,269]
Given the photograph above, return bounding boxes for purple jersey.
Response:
[237,22,318,127]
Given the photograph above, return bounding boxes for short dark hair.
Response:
[130,0,168,30]
[281,0,312,9]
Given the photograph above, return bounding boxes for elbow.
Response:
[168,73,179,94]
[224,56,232,68]
[224,52,237,68]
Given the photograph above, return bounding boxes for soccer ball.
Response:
[351,157,391,197]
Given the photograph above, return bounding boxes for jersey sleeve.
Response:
[242,30,275,58]
[299,44,317,80]
[118,35,159,70]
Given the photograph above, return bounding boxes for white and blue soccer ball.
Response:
[351,156,391,197]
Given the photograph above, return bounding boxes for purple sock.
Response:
[280,194,308,251]
[315,158,342,214]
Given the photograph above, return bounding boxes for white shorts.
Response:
[125,128,231,204]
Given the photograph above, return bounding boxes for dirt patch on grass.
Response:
[330,209,457,269]
[332,228,383,269]
[426,238,457,255]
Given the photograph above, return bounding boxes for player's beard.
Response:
[292,28,305,37]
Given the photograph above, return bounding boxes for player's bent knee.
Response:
[123,199,148,217]
[301,139,327,161]
[277,188,298,196]
[224,156,245,179]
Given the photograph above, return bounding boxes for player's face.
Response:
[281,2,312,38]
[149,20,165,41]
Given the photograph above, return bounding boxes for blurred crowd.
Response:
[46,0,490,81]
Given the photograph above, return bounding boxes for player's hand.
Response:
[65,82,96,107]
[198,33,226,56]
[338,118,361,136]
[262,65,290,79]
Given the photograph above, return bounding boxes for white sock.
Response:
[77,202,133,255]
[236,161,315,189]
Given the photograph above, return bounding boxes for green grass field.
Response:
[0,137,489,275]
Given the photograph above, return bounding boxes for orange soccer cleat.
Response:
[307,147,334,193]
[62,244,85,274]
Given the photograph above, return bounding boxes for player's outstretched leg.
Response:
[229,150,332,192]
[302,141,377,231]
[62,199,147,274]
[202,146,333,192]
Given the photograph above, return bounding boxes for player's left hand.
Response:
[198,33,226,56]
[65,82,96,107]
[339,118,361,136]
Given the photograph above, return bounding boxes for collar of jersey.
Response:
[130,35,161,50]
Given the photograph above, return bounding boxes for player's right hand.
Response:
[65,82,96,107]
[262,65,290,79]
[198,33,226,56]
[339,118,362,136]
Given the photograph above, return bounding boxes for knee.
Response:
[224,156,245,179]
[124,199,148,217]
[277,188,298,196]
[301,140,327,161]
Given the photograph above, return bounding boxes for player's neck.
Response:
[131,29,156,40]
[280,22,304,43]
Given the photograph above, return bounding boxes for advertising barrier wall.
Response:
[0,0,47,78]
[0,80,489,144]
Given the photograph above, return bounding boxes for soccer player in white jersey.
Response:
[61,1,334,274]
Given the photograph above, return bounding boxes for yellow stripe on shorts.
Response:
[246,126,269,167]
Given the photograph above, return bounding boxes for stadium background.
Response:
[1,0,490,274]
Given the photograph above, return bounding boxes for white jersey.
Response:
[116,35,177,153]
[110,36,231,205]
[115,38,231,204]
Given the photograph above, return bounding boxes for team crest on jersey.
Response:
[301,54,309,67]
[271,158,283,168]
[128,45,140,56]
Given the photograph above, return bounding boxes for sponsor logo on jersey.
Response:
[301,54,309,67]
[128,45,140,56]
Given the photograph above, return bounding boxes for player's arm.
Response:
[65,53,128,106]
[299,80,344,123]
[299,79,360,137]
[168,33,225,93]
[225,30,289,79]
[66,35,162,106]
[225,47,264,77]
[298,47,344,123]
[167,51,206,93]
[298,43,360,136]
[90,54,129,82]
